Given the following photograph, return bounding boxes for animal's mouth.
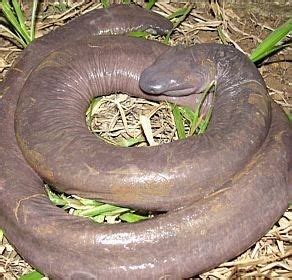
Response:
[142,82,198,96]
[161,86,198,97]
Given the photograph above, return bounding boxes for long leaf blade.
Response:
[250,19,292,62]
[19,271,43,280]
[172,105,186,139]
[145,0,156,10]
[0,24,27,46]
[12,0,28,34]
[30,0,38,40]
[1,0,31,44]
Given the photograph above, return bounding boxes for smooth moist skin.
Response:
[0,4,291,280]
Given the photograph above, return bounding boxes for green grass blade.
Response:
[102,207,130,216]
[250,43,291,63]
[86,97,102,124]
[164,5,193,44]
[127,30,150,38]
[62,198,88,210]
[179,107,197,125]
[0,24,27,47]
[198,107,213,134]
[167,7,189,20]
[76,204,128,217]
[189,114,202,136]
[117,136,144,147]
[30,0,38,40]
[145,0,156,10]
[19,271,43,280]
[101,0,110,8]
[250,19,292,63]
[45,186,67,206]
[92,214,106,223]
[11,0,27,33]
[120,213,148,223]
[1,0,21,30]
[187,110,199,135]
[1,0,31,44]
[172,105,186,139]
[217,26,228,44]
[76,197,104,207]
[189,81,215,135]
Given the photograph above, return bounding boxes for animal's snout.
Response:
[145,83,163,94]
[139,72,164,95]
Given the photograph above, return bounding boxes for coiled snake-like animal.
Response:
[0,4,291,279]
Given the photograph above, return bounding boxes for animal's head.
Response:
[140,45,215,97]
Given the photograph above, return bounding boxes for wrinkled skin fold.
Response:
[0,4,291,280]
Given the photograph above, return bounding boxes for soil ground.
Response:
[0,1,291,279]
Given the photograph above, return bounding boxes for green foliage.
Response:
[250,19,292,63]
[0,0,38,47]
[172,105,187,139]
[145,0,156,10]
[46,186,148,224]
[19,271,43,280]
[164,5,193,44]
[119,213,148,223]
[171,81,215,139]
[101,0,110,9]
[127,30,150,38]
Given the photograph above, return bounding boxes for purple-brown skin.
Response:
[0,4,291,279]
[13,38,288,211]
